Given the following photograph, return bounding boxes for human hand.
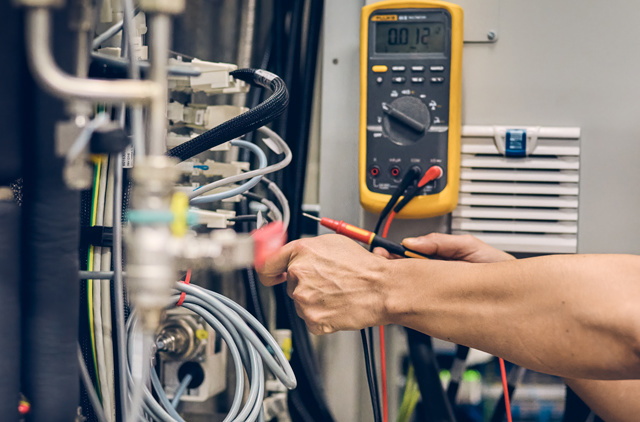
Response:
[257,234,393,334]
[374,233,514,263]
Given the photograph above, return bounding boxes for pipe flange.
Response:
[13,0,65,8]
[138,0,185,14]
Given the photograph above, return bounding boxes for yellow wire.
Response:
[88,159,102,399]
[397,364,421,422]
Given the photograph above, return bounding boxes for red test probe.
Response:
[302,213,432,260]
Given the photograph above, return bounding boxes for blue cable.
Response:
[190,140,267,205]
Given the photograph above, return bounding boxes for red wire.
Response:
[381,211,396,239]
[379,211,396,422]
[176,269,192,307]
[499,358,513,422]
[379,325,388,422]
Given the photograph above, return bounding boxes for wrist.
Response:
[379,258,432,326]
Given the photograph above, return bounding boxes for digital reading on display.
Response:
[375,22,445,54]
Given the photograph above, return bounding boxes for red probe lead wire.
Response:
[379,211,397,422]
[377,166,440,422]
[500,358,513,422]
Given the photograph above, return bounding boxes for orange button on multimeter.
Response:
[372,65,388,73]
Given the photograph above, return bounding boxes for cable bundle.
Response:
[166,69,289,162]
[125,282,296,422]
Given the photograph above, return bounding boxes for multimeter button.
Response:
[411,66,425,72]
[430,77,445,84]
[411,77,425,83]
[376,77,383,84]
[391,66,406,72]
[370,166,380,177]
[430,65,445,72]
[392,77,406,84]
[372,65,388,73]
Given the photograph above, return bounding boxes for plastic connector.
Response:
[189,208,235,229]
[168,59,248,94]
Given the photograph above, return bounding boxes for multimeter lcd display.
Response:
[375,22,445,54]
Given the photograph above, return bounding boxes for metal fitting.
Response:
[172,230,254,272]
[13,0,65,8]
[138,0,185,14]
[156,314,205,361]
[126,156,179,331]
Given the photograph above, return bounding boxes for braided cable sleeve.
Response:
[166,68,288,162]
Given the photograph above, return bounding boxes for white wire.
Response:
[101,157,116,422]
[188,126,291,201]
[189,140,267,204]
[93,155,112,421]
[264,179,290,231]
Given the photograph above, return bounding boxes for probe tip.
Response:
[302,212,321,222]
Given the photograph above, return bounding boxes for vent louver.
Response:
[452,126,581,254]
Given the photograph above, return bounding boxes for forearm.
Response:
[385,254,640,379]
[565,378,640,422]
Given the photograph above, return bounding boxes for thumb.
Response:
[402,234,440,255]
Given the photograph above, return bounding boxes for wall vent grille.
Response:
[452,126,581,254]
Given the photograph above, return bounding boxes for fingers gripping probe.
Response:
[302,213,432,260]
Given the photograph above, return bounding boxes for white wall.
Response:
[317,0,640,420]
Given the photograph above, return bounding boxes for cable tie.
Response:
[176,269,192,306]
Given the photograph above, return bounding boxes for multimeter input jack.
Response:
[370,166,380,177]
[390,166,401,177]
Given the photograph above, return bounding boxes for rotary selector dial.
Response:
[381,96,430,146]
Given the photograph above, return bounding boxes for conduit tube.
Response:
[20,8,81,420]
[0,192,20,421]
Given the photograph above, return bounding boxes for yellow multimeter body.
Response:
[359,0,463,218]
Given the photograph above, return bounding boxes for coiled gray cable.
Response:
[125,282,296,421]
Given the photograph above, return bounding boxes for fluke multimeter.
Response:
[360,0,463,219]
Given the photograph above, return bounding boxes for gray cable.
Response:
[92,20,124,49]
[125,282,296,421]
[176,283,296,389]
[80,271,115,280]
[188,126,291,201]
[66,113,110,162]
[170,374,192,408]
[264,179,290,231]
[112,152,128,422]
[77,344,109,422]
[121,0,145,158]
[189,140,267,204]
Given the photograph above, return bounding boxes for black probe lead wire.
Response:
[362,172,420,422]
[361,329,382,422]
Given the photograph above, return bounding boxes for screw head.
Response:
[487,31,497,41]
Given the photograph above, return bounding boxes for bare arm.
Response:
[258,233,640,380]
[565,378,640,422]
[386,252,640,379]
[389,235,640,422]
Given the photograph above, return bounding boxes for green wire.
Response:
[397,365,421,422]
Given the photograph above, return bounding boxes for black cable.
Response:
[243,191,266,203]
[361,329,382,422]
[445,345,470,405]
[276,283,335,422]
[406,329,456,422]
[228,215,260,222]
[283,0,324,242]
[490,364,526,422]
[373,168,421,235]
[166,68,288,162]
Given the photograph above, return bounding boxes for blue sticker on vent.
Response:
[505,129,526,157]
